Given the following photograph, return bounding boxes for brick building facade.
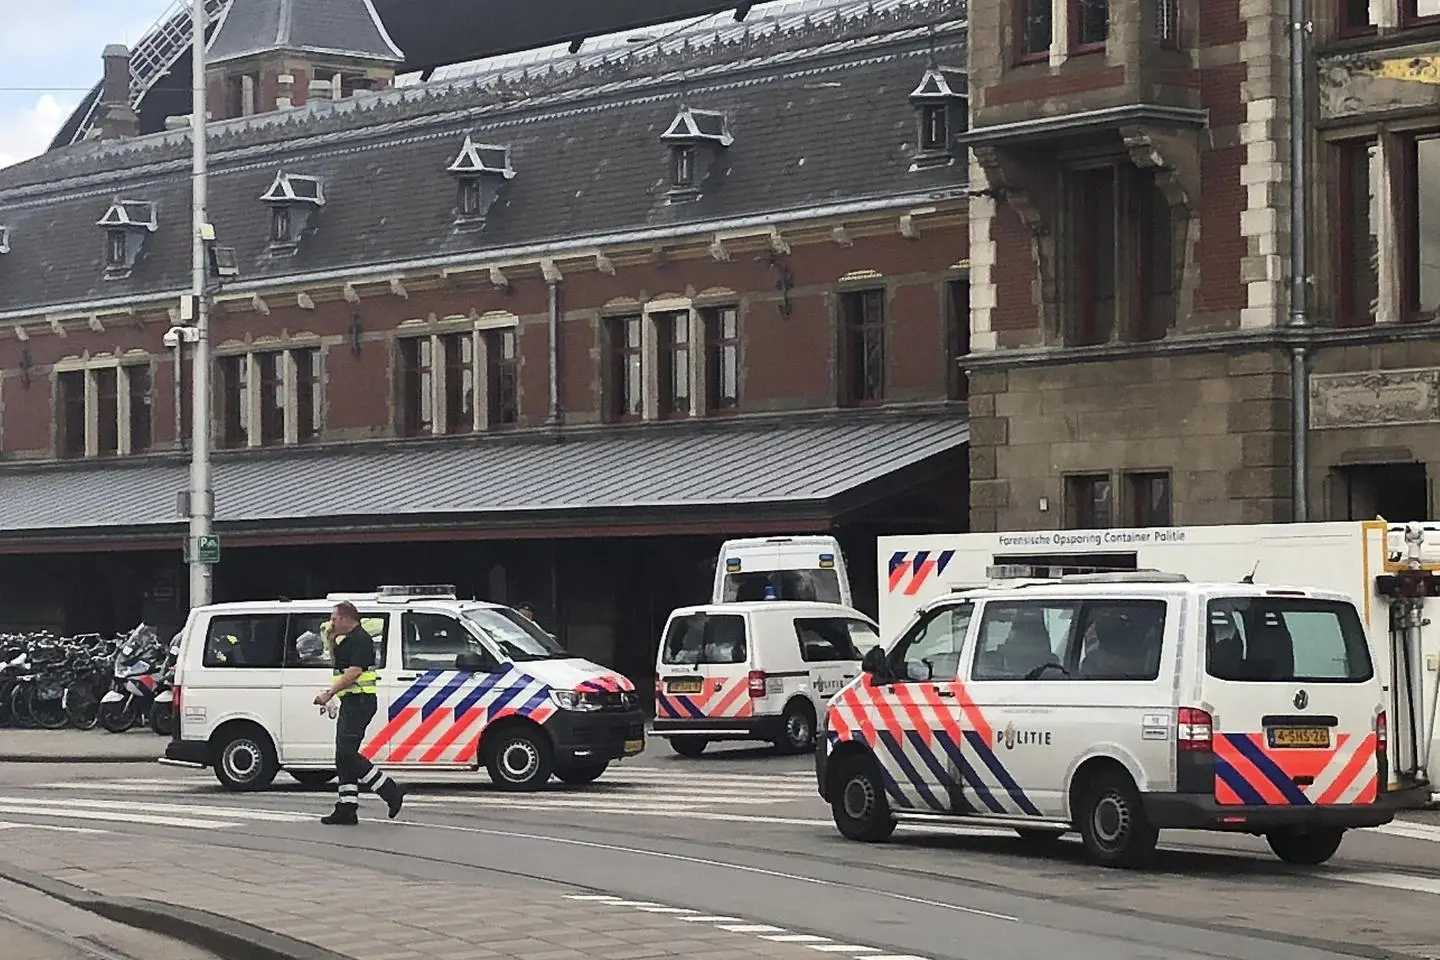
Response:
[962,0,1440,531]
[0,0,971,675]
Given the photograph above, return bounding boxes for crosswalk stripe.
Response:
[0,804,239,830]
[0,820,109,835]
[0,796,312,823]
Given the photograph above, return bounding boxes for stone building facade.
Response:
[963,0,1440,531]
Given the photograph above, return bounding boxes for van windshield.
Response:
[460,607,567,662]
[1205,596,1373,683]
[661,614,747,665]
[722,569,841,603]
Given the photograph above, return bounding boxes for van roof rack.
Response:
[1057,570,1189,584]
[377,584,457,598]
[985,564,1188,584]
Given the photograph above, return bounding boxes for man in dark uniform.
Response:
[314,601,405,825]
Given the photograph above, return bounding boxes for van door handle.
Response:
[395,674,417,682]
[841,674,857,681]
[933,688,956,699]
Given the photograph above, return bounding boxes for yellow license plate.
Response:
[668,678,703,694]
[1268,726,1330,748]
[623,738,644,755]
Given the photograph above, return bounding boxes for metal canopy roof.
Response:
[0,414,968,542]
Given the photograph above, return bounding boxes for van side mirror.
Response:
[861,645,889,680]
[455,651,497,673]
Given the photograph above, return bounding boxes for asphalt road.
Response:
[2,740,1439,960]
[0,876,219,960]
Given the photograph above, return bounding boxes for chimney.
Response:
[307,78,335,102]
[97,44,138,140]
[276,74,295,110]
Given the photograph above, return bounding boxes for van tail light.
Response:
[171,686,182,734]
[1177,707,1213,753]
[1376,711,1387,751]
[747,670,767,698]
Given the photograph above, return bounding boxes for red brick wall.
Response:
[1198,0,1245,46]
[984,66,1127,109]
[991,206,1037,331]
[0,224,968,459]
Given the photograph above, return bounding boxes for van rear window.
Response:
[1206,597,1373,683]
[723,569,841,603]
[661,614,747,665]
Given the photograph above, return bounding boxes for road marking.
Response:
[679,916,747,922]
[808,946,880,953]
[0,804,238,831]
[0,820,108,835]
[1325,871,1440,896]
[763,934,833,943]
[718,924,789,933]
[0,796,312,823]
[1368,821,1440,844]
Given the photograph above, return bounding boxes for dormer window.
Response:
[447,135,515,227]
[95,199,158,279]
[659,105,733,203]
[908,66,967,171]
[106,230,127,266]
[671,146,695,188]
[259,171,325,255]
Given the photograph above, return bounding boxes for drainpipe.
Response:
[546,279,561,426]
[1288,0,1311,522]
[173,339,185,451]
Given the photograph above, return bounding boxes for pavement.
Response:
[0,741,1439,959]
[0,875,219,960]
[0,729,162,764]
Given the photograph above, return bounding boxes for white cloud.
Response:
[0,0,175,169]
[0,95,78,170]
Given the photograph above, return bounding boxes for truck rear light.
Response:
[1376,711,1387,750]
[1177,706,1213,752]
[747,670,767,698]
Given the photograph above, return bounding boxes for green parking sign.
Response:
[196,535,221,565]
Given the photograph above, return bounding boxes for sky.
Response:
[0,0,176,168]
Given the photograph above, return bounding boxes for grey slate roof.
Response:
[0,0,966,318]
[207,0,405,66]
[0,413,969,540]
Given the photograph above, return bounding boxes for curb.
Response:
[0,754,161,764]
[0,862,350,960]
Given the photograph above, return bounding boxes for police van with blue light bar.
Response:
[164,585,645,792]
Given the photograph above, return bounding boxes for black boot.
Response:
[320,804,358,826]
[378,780,405,820]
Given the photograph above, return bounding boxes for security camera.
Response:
[163,326,181,348]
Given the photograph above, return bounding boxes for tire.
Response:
[1074,771,1159,868]
[1015,827,1067,845]
[98,698,137,733]
[10,684,35,729]
[554,761,609,785]
[777,700,817,754]
[1266,828,1345,866]
[829,753,898,843]
[669,736,708,758]
[288,770,337,788]
[31,687,69,730]
[213,727,279,792]
[64,680,100,731]
[149,703,173,737]
[484,726,554,791]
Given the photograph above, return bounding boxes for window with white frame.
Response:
[217,347,324,449]
[396,319,519,437]
[54,361,153,459]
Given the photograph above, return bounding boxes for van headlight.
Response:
[550,690,604,712]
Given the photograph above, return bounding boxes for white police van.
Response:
[164,585,645,792]
[816,571,1396,868]
[653,601,880,756]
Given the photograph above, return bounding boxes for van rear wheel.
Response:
[1075,771,1157,868]
[213,726,278,792]
[777,701,816,754]
[670,737,708,758]
[1266,828,1345,865]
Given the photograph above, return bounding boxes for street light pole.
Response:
[187,0,215,607]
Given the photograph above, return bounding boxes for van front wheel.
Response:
[830,754,897,843]
[1266,828,1345,866]
[484,727,553,791]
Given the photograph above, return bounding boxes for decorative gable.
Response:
[447,135,515,226]
[260,171,325,255]
[96,199,158,279]
[908,66,967,171]
[660,105,733,203]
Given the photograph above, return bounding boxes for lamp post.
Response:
[187,0,215,607]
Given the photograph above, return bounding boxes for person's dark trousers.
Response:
[321,694,406,825]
